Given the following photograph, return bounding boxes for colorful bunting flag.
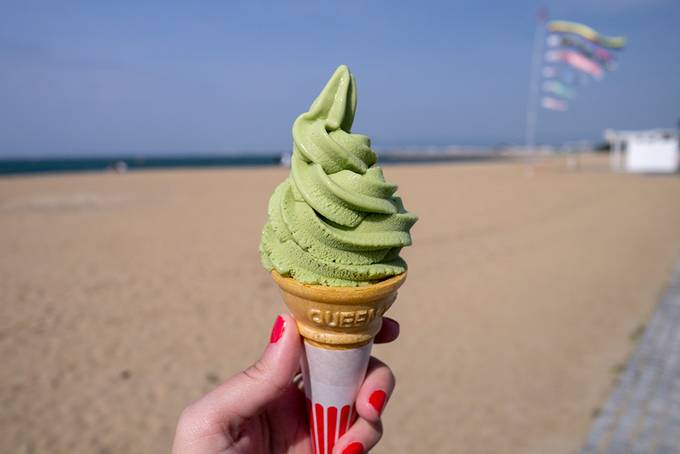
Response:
[545,49,604,79]
[541,97,568,111]
[547,34,616,69]
[546,20,626,49]
[533,16,625,116]
[542,80,574,99]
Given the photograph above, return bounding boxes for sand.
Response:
[1,155,680,454]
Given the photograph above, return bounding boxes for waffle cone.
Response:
[271,271,406,350]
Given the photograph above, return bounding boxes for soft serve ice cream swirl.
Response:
[260,65,417,286]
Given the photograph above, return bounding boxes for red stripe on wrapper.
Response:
[327,406,338,454]
[307,399,317,454]
[315,403,325,454]
[339,404,351,437]
[306,402,359,452]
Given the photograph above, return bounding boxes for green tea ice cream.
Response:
[260,65,417,286]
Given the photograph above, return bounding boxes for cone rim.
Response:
[271,271,406,304]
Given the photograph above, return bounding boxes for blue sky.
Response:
[1,0,678,157]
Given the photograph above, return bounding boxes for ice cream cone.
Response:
[271,271,406,454]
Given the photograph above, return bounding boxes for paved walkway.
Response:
[583,260,680,454]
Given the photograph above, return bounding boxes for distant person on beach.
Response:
[171,313,399,454]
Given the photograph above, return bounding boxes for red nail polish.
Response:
[369,390,387,415]
[269,316,285,343]
[342,441,364,454]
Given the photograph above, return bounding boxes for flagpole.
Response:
[525,9,547,157]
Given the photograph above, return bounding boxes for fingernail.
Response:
[342,441,364,454]
[269,316,285,343]
[369,390,387,415]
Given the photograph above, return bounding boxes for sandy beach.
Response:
[1,155,680,454]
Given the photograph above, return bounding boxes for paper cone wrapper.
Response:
[271,271,406,454]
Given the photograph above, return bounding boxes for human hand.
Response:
[172,314,399,454]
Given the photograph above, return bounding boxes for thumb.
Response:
[172,314,302,452]
[201,314,302,422]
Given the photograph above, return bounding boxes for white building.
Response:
[606,129,679,173]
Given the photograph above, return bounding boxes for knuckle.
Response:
[176,402,208,438]
[388,368,396,391]
[372,420,384,443]
[178,401,200,426]
[242,359,288,395]
[243,359,270,382]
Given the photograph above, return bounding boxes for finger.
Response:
[210,313,302,417]
[374,317,399,344]
[355,357,395,423]
[174,314,302,445]
[333,417,382,454]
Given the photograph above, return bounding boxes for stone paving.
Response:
[583,260,680,453]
